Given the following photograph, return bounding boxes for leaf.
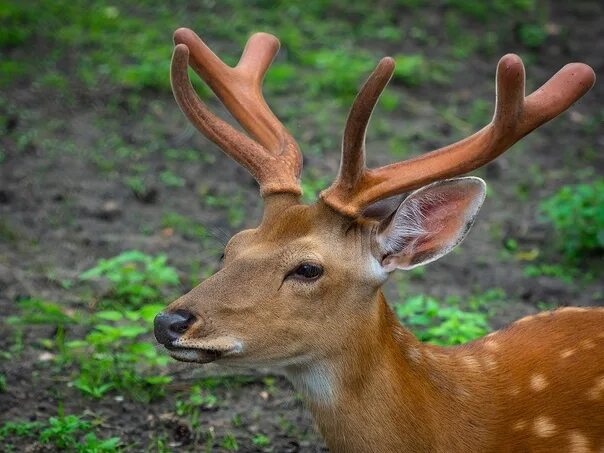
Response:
[95,310,123,321]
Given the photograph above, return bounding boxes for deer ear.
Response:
[375,177,486,272]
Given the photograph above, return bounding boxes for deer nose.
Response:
[154,310,196,346]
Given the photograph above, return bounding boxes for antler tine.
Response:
[171,28,302,196]
[338,57,396,191]
[321,54,595,217]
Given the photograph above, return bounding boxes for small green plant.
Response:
[0,414,120,452]
[252,433,271,447]
[0,421,43,440]
[392,54,428,86]
[39,415,92,449]
[80,250,179,307]
[221,433,239,451]
[517,23,547,48]
[395,294,490,345]
[175,384,219,433]
[540,179,604,262]
[0,373,6,392]
[302,48,375,102]
[68,305,171,402]
[9,296,171,402]
[523,263,579,284]
[159,169,186,188]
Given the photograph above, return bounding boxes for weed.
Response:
[517,23,547,48]
[523,264,578,284]
[394,294,490,345]
[0,373,6,392]
[8,298,76,326]
[302,48,375,102]
[0,413,119,452]
[175,384,219,433]
[39,415,92,449]
[0,421,43,439]
[9,295,171,402]
[159,169,186,188]
[221,433,239,451]
[231,414,243,428]
[392,54,428,87]
[539,179,604,262]
[301,173,330,204]
[68,305,171,402]
[125,175,148,198]
[80,250,179,308]
[252,433,271,447]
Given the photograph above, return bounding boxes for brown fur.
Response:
[164,195,604,452]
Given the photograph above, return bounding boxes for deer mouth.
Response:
[164,336,243,364]
[165,344,224,364]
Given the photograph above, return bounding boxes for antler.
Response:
[320,54,596,217]
[170,28,302,196]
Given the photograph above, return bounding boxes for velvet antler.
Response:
[170,28,302,196]
[321,54,596,217]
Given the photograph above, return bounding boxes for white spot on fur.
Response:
[530,374,548,392]
[484,338,500,351]
[587,376,604,401]
[288,362,335,405]
[568,430,590,453]
[461,355,480,370]
[533,416,556,437]
[580,339,595,350]
[482,355,497,370]
[368,256,388,281]
[560,348,575,359]
[407,347,422,364]
[513,419,527,431]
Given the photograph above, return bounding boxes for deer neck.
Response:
[286,292,488,453]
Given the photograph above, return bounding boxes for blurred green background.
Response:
[0,1,602,451]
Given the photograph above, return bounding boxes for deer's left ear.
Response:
[375,177,486,271]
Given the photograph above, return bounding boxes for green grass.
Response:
[2,0,548,101]
[80,250,180,308]
[394,293,496,345]
[539,179,604,263]
[8,296,172,402]
[0,413,120,452]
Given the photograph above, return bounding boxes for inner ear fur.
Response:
[376,177,486,271]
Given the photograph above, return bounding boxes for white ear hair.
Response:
[376,177,486,271]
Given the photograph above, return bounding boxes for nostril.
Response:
[171,310,196,334]
[154,309,196,346]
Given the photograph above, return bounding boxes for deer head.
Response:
[154,28,595,372]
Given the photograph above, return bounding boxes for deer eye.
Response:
[289,263,324,281]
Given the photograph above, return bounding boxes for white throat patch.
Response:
[287,362,335,405]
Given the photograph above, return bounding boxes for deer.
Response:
[154,28,603,452]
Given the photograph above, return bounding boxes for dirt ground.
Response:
[1,1,602,452]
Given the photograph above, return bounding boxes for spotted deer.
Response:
[154,28,603,452]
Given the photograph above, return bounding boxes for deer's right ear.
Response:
[375,177,486,272]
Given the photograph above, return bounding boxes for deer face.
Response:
[154,177,487,367]
[154,199,385,367]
